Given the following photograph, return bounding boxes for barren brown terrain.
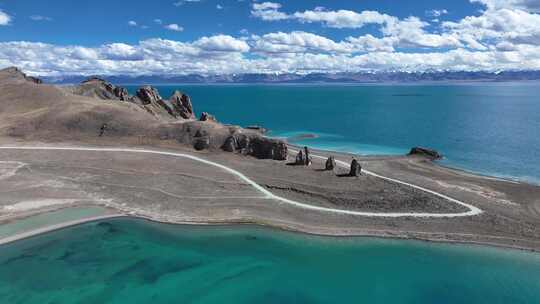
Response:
[1,67,540,251]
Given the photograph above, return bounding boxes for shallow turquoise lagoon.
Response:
[127,83,540,184]
[0,206,109,240]
[1,218,540,304]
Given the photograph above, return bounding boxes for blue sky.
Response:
[1,0,540,75]
[0,0,480,45]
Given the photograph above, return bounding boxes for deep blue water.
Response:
[1,218,540,303]
[126,83,540,184]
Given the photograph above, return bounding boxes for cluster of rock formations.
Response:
[294,146,361,177]
[68,75,288,160]
[73,78,196,120]
[295,146,312,166]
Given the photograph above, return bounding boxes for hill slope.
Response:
[0,67,287,160]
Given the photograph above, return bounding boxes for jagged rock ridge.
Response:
[77,77,129,101]
[70,78,196,121]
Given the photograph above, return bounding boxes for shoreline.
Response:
[2,68,539,259]
[285,142,533,187]
[1,207,538,254]
[0,145,482,218]
[1,143,539,252]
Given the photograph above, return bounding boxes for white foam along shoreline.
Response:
[0,146,483,218]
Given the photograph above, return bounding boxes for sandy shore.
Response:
[1,208,538,254]
[0,140,539,251]
[0,213,123,246]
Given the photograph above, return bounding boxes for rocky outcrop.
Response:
[408,147,442,160]
[136,86,162,105]
[193,137,210,150]
[295,146,312,166]
[193,129,210,151]
[222,136,238,152]
[325,156,336,171]
[200,112,217,122]
[78,77,129,101]
[218,132,287,160]
[133,86,182,118]
[113,86,129,101]
[349,159,362,177]
[237,134,251,154]
[248,137,288,160]
[71,79,198,121]
[295,150,305,165]
[169,91,195,119]
[304,147,312,165]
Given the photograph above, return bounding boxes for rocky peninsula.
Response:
[1,67,540,251]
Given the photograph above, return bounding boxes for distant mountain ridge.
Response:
[42,71,540,84]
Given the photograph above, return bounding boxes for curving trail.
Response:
[289,148,482,217]
[0,146,482,218]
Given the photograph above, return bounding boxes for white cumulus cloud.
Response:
[2,1,540,76]
[251,2,289,21]
[165,24,184,31]
[0,10,12,25]
[471,0,540,12]
[194,35,250,52]
[252,31,352,54]
[293,9,394,28]
[443,6,540,47]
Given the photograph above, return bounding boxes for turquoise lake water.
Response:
[1,218,539,304]
[127,83,540,184]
